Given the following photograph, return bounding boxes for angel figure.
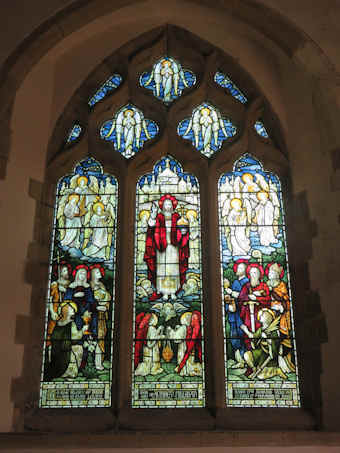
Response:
[57,194,83,249]
[70,174,99,208]
[136,210,150,266]
[254,191,279,246]
[104,106,152,157]
[225,198,251,257]
[142,58,192,103]
[82,199,113,259]
[186,209,200,269]
[182,104,231,157]
[241,173,261,210]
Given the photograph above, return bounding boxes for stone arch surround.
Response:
[0,0,339,447]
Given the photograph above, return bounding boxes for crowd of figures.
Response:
[224,259,296,380]
[44,262,112,381]
[57,174,116,260]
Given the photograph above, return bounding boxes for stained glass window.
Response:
[66,124,82,145]
[214,72,248,104]
[88,75,122,107]
[254,120,269,138]
[178,102,237,158]
[132,156,205,408]
[40,157,118,408]
[218,154,300,408]
[140,57,196,104]
[100,104,159,159]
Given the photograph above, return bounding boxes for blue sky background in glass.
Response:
[100,104,158,159]
[140,57,196,104]
[88,75,122,107]
[214,72,248,104]
[254,120,269,138]
[66,124,82,144]
[177,102,237,158]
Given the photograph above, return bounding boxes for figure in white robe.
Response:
[227,198,251,256]
[255,191,278,246]
[186,209,200,269]
[135,314,165,376]
[59,194,82,249]
[83,201,112,258]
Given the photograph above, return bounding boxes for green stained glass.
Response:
[40,157,118,408]
[132,156,205,408]
[218,154,300,408]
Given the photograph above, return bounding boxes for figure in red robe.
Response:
[238,263,271,350]
[175,310,203,375]
[144,194,190,301]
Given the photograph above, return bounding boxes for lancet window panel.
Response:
[88,74,123,108]
[218,154,300,408]
[132,156,205,408]
[40,157,118,408]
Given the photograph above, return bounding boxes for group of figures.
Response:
[41,159,117,407]
[44,261,112,381]
[57,168,117,261]
[219,155,299,406]
[132,156,204,407]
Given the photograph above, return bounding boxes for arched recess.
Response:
[6,0,338,438]
[11,24,322,435]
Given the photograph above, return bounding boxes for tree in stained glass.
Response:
[178,102,237,158]
[100,104,159,159]
[66,123,82,144]
[254,120,269,138]
[40,157,118,408]
[214,72,248,104]
[140,57,196,104]
[132,156,205,408]
[88,74,122,107]
[218,154,300,407]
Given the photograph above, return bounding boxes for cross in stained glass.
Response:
[177,102,237,158]
[140,57,196,104]
[100,104,159,159]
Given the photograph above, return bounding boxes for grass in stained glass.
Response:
[100,104,159,159]
[218,154,300,408]
[140,57,196,104]
[132,156,205,408]
[66,124,82,144]
[254,120,269,138]
[88,74,122,107]
[177,102,237,158]
[214,72,248,104]
[40,157,118,408]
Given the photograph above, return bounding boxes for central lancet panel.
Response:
[132,156,205,408]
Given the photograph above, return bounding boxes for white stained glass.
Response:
[218,154,300,408]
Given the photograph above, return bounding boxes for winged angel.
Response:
[180,103,235,157]
[220,172,280,256]
[57,175,116,259]
[103,105,154,158]
[141,57,194,103]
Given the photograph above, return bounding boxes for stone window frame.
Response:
[22,26,319,432]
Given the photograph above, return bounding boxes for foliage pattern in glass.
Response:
[218,154,300,407]
[214,72,248,104]
[132,156,205,407]
[254,120,269,138]
[88,75,122,107]
[66,124,82,144]
[140,57,196,104]
[177,102,237,158]
[100,104,159,159]
[40,157,118,408]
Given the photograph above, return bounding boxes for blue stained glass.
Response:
[218,154,300,408]
[140,57,196,104]
[254,120,269,138]
[214,72,248,104]
[177,102,237,158]
[88,75,122,107]
[66,124,82,144]
[100,104,159,159]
